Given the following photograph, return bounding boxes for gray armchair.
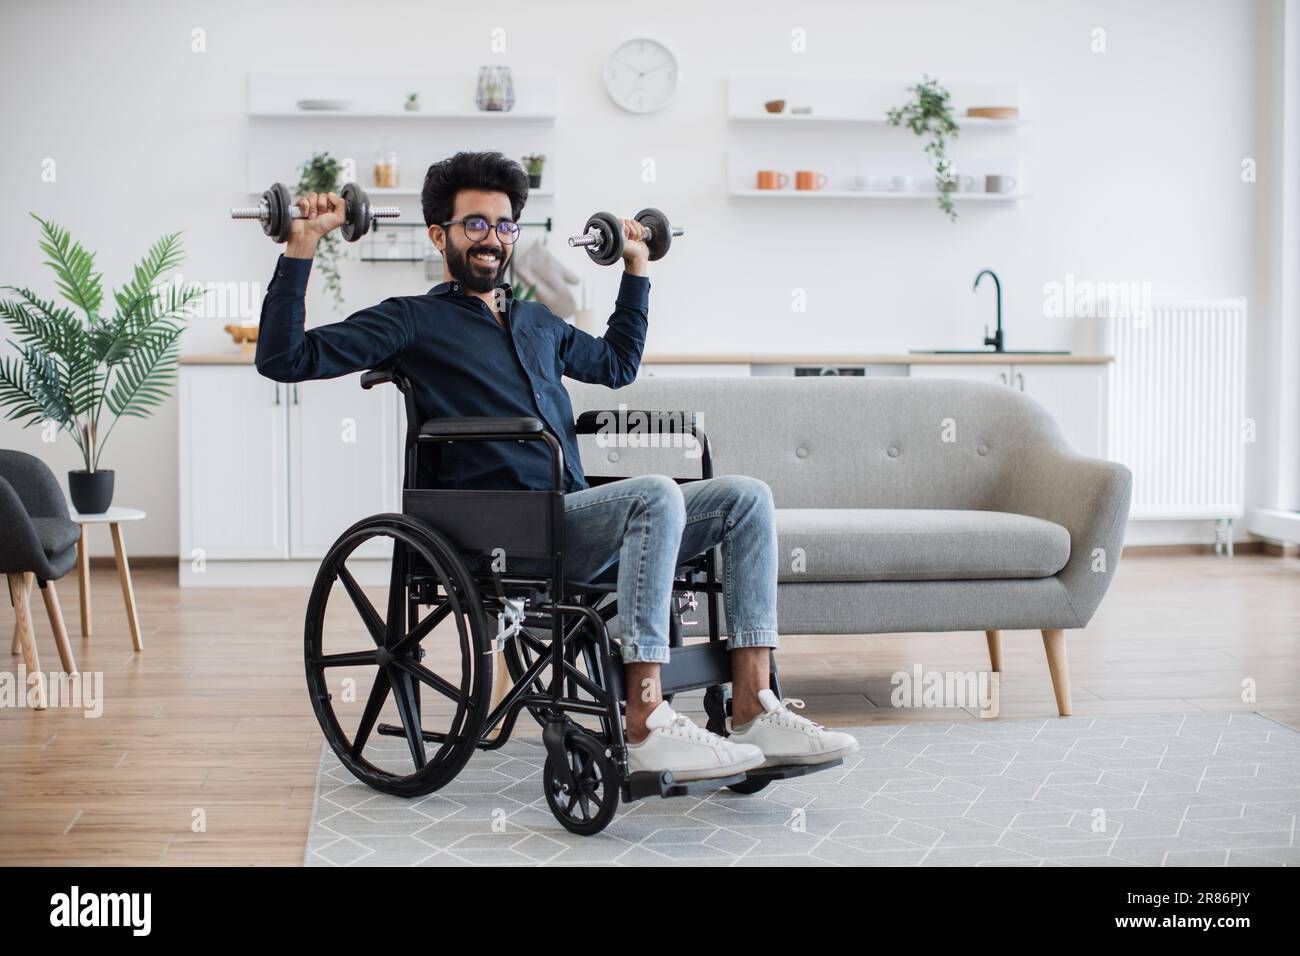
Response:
[2,449,80,708]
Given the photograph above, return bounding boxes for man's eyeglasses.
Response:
[442,216,521,244]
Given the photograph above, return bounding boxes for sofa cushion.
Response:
[775,509,1071,583]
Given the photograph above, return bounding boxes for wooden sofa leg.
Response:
[7,573,47,710]
[985,630,1002,672]
[1042,628,1072,716]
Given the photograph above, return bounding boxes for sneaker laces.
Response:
[662,713,726,745]
[763,697,826,735]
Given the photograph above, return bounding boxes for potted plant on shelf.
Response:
[404,92,420,112]
[0,216,201,514]
[887,75,961,221]
[297,152,346,310]
[522,154,546,189]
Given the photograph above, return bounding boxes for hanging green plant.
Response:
[296,152,346,310]
[887,75,961,221]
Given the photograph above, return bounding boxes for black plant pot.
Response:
[68,469,114,515]
[528,173,542,188]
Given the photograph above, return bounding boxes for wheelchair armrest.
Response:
[574,408,713,481]
[419,416,544,438]
[574,409,698,435]
[361,367,412,392]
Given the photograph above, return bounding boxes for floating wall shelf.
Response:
[728,188,1027,202]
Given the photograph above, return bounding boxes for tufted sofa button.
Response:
[607,451,620,463]
[887,446,900,458]
[795,446,809,459]
[977,444,989,456]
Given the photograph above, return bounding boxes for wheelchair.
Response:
[303,368,840,835]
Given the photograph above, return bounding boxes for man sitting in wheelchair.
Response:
[256,150,857,788]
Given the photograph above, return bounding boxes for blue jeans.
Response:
[561,474,780,664]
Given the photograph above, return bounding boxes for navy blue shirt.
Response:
[255,255,649,492]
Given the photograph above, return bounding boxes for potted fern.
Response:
[0,215,201,513]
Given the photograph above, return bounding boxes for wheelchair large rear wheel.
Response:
[305,514,491,797]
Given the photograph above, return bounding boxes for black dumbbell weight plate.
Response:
[634,207,672,261]
[340,182,372,242]
[584,211,624,267]
[266,183,293,243]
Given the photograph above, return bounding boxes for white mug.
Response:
[889,175,914,192]
[985,174,1018,194]
[853,174,892,192]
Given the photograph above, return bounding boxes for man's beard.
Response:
[447,238,507,293]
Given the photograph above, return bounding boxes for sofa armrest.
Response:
[1001,448,1133,627]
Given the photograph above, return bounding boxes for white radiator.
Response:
[1106,299,1247,520]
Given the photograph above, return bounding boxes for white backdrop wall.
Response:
[0,0,1284,555]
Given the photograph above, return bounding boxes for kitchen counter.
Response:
[640,354,1113,365]
[181,352,1113,366]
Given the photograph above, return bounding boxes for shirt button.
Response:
[795,446,809,459]
[977,444,990,456]
[887,446,900,458]
[535,392,541,400]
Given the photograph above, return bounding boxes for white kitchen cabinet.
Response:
[288,377,401,559]
[908,361,1110,458]
[639,363,752,378]
[179,365,288,560]
[179,363,402,583]
[908,362,1013,386]
[1014,364,1109,458]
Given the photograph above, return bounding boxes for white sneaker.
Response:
[626,701,765,781]
[727,689,860,767]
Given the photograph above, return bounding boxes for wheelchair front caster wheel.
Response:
[543,731,618,836]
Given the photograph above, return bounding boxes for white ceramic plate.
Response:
[296,98,351,111]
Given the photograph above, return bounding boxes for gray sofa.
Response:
[566,376,1133,716]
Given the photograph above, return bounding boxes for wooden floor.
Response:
[1,552,1298,866]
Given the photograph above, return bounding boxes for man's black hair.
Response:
[421,151,529,228]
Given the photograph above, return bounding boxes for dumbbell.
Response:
[230,182,401,243]
[568,208,684,266]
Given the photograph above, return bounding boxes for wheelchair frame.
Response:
[302,367,837,835]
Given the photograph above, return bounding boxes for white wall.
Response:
[0,0,1285,555]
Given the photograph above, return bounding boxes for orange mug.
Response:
[756,170,789,190]
[795,170,828,191]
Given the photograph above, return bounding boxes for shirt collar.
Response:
[429,279,514,300]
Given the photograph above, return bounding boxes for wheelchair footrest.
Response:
[745,758,844,783]
[622,769,748,802]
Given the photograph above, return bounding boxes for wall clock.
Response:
[601,38,678,114]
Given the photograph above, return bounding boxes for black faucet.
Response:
[974,268,1003,352]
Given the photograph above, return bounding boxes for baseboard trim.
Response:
[1121,541,1268,556]
[177,559,392,588]
[88,555,174,569]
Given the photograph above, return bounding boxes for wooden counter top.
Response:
[181,352,1113,367]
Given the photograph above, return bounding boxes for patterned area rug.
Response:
[305,712,1300,866]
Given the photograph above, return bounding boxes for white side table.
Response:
[70,507,145,651]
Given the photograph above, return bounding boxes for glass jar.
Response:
[373,147,400,189]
